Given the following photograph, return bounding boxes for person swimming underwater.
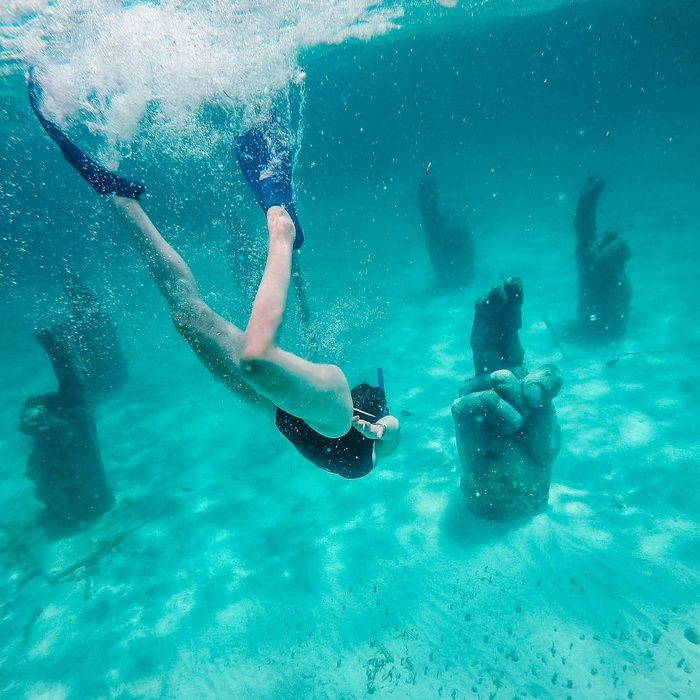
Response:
[27,72,400,478]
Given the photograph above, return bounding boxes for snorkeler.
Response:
[28,73,400,479]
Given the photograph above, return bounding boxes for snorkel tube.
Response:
[351,369,390,421]
[376,366,385,392]
[377,367,390,418]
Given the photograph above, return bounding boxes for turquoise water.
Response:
[1,1,699,698]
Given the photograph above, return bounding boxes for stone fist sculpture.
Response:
[574,176,632,339]
[452,278,563,520]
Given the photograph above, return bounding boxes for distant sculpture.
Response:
[418,175,474,288]
[57,271,128,402]
[574,176,631,339]
[19,328,114,530]
[452,278,563,520]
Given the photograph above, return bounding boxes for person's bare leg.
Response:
[111,196,266,408]
[111,198,351,436]
[241,207,353,438]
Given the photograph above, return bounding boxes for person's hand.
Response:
[351,415,383,439]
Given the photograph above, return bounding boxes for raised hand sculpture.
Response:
[452,278,563,520]
[19,328,114,530]
[418,175,474,288]
[574,176,631,339]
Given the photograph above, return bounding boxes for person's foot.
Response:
[27,70,145,200]
[470,277,525,375]
[266,206,297,248]
[235,112,304,249]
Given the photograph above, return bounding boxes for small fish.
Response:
[400,409,414,417]
[425,161,432,175]
[598,498,625,515]
[606,358,620,368]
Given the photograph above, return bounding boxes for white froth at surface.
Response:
[3,0,403,146]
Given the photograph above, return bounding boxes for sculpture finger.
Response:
[452,389,524,435]
[459,374,492,397]
[523,403,562,467]
[597,233,631,267]
[470,278,525,375]
[522,364,563,408]
[489,369,525,414]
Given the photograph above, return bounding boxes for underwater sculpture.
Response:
[19,328,114,530]
[574,176,632,339]
[56,271,128,403]
[452,278,563,520]
[418,174,474,288]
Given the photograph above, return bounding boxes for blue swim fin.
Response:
[234,112,304,249]
[28,71,145,200]
[376,367,385,391]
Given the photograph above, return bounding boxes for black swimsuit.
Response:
[275,409,375,479]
